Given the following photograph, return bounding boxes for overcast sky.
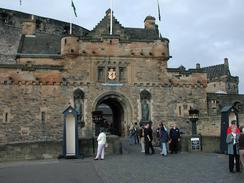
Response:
[0,0,243,93]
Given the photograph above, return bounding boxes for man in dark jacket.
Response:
[169,123,180,154]
[144,123,155,155]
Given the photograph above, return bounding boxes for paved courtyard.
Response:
[0,143,243,183]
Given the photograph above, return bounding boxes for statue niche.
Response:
[141,99,149,121]
[140,90,151,122]
[73,89,84,124]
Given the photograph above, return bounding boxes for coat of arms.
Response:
[108,68,116,80]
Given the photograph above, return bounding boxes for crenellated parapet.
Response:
[61,36,169,60]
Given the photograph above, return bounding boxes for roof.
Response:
[1,8,167,57]
[88,9,161,42]
[124,28,159,41]
[221,105,234,113]
[200,64,230,81]
[18,33,61,55]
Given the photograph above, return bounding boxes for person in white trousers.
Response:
[94,129,107,160]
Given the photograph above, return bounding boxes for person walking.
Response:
[226,127,240,173]
[144,123,155,155]
[128,122,135,145]
[134,122,140,144]
[160,124,169,156]
[139,126,145,152]
[239,127,244,170]
[94,128,107,160]
[169,123,181,154]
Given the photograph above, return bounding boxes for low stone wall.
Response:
[0,141,62,162]
[0,135,121,162]
[79,135,122,157]
[0,135,221,162]
[180,135,221,153]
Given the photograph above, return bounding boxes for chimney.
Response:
[224,58,229,66]
[22,15,36,35]
[196,63,201,69]
[144,16,156,30]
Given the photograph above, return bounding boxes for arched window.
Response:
[73,89,84,122]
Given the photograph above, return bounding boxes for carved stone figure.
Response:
[141,100,149,121]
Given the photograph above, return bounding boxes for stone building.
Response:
[0,8,244,157]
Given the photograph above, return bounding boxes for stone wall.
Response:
[180,136,221,153]
[0,136,121,162]
[0,23,22,64]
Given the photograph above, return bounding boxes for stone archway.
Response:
[92,92,133,136]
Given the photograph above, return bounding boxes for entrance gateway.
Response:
[92,92,133,136]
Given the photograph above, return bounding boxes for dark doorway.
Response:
[96,97,124,136]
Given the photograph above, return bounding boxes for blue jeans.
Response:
[161,142,167,156]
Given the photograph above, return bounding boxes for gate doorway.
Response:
[93,93,132,137]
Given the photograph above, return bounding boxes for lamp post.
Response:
[188,108,199,136]
[188,108,201,152]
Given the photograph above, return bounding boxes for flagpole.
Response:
[70,22,72,35]
[70,0,73,35]
[110,0,113,35]
[157,0,161,38]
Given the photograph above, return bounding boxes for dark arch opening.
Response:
[96,97,124,136]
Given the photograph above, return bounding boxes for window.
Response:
[5,112,8,123]
[179,106,182,116]
[183,104,188,110]
[41,112,45,127]
[119,67,125,81]
[97,67,104,82]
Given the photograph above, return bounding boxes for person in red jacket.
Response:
[227,120,240,135]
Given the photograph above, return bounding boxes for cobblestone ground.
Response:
[0,141,243,183]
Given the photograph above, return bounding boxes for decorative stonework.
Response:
[20,127,30,137]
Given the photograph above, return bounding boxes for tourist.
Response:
[139,125,145,152]
[129,122,138,144]
[134,122,140,144]
[227,120,240,135]
[239,127,244,170]
[226,127,240,173]
[156,123,162,148]
[94,128,107,160]
[160,123,170,156]
[169,123,181,154]
[144,123,155,155]
[128,122,135,145]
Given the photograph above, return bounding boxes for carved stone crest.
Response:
[108,68,116,80]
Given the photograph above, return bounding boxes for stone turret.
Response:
[196,63,201,69]
[224,58,229,67]
[61,35,80,55]
[144,16,156,30]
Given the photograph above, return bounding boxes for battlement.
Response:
[61,36,170,59]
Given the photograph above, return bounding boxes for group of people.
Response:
[226,120,244,173]
[129,122,181,156]
[94,119,244,173]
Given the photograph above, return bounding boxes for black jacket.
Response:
[144,127,153,141]
[169,128,180,141]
